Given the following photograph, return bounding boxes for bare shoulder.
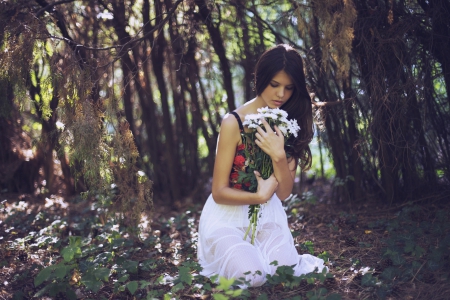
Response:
[217,113,241,146]
[220,112,240,132]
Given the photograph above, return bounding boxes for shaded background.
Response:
[1,0,449,209]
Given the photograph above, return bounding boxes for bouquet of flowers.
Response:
[238,107,300,244]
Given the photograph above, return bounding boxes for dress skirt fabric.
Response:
[197,193,327,287]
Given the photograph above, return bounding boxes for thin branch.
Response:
[35,0,76,17]
[35,0,183,53]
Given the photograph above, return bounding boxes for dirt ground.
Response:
[1,179,449,299]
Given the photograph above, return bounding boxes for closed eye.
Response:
[270,82,295,90]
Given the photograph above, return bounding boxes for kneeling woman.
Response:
[197,44,326,287]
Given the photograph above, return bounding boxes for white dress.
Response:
[197,192,327,287]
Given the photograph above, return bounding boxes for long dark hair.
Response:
[254,44,313,170]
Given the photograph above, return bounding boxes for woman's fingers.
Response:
[257,118,274,135]
[274,125,282,136]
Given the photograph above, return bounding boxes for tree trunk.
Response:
[194,0,236,111]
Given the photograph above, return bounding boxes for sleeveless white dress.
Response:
[197,113,326,288]
[197,193,327,287]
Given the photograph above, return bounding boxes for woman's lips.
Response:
[273,100,283,106]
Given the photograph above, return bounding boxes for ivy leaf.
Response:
[403,241,415,254]
[126,281,139,295]
[93,252,113,265]
[212,294,229,300]
[93,267,110,282]
[361,273,373,286]
[120,260,139,273]
[171,282,184,293]
[413,245,425,257]
[81,272,103,292]
[68,236,82,247]
[54,263,75,280]
[34,265,55,286]
[390,252,406,265]
[34,285,51,298]
[61,245,81,262]
[178,266,192,285]
[256,293,269,300]
[118,274,129,283]
[380,267,396,281]
[140,280,152,289]
[216,276,236,291]
[326,293,342,300]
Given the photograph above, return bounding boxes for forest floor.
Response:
[0,180,449,300]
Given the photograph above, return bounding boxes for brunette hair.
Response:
[254,44,313,170]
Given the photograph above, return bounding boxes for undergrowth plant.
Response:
[2,195,450,299]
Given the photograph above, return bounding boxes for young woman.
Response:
[197,44,326,287]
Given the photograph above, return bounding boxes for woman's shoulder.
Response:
[221,112,241,129]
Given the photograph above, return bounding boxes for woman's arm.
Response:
[254,118,296,200]
[212,114,278,205]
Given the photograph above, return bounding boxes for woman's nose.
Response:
[277,88,284,98]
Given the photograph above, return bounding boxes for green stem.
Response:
[250,207,258,244]
[243,221,251,241]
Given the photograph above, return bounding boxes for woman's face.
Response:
[259,70,294,108]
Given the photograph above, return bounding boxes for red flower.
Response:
[233,184,242,190]
[244,182,251,187]
[237,143,245,151]
[230,172,239,180]
[233,155,245,168]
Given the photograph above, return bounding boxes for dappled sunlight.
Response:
[1,189,449,299]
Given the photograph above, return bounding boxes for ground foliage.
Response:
[1,181,449,300]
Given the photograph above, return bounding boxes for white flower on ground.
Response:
[359,267,371,275]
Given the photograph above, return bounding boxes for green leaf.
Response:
[171,282,184,293]
[326,293,342,300]
[93,252,114,265]
[318,251,330,262]
[227,289,243,297]
[34,265,55,286]
[126,281,138,295]
[120,260,139,273]
[212,294,229,300]
[34,285,51,297]
[140,280,152,289]
[163,294,172,300]
[118,274,129,283]
[390,252,406,265]
[12,291,26,300]
[414,245,425,257]
[361,273,373,286]
[61,245,81,262]
[380,267,396,281]
[178,266,192,285]
[65,289,77,300]
[68,236,82,247]
[54,263,75,280]
[256,293,269,300]
[318,287,328,296]
[216,276,236,291]
[93,268,110,282]
[403,241,415,254]
[81,272,103,292]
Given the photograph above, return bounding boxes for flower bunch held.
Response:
[239,107,300,244]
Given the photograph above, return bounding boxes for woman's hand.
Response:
[254,118,285,161]
[254,171,278,203]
